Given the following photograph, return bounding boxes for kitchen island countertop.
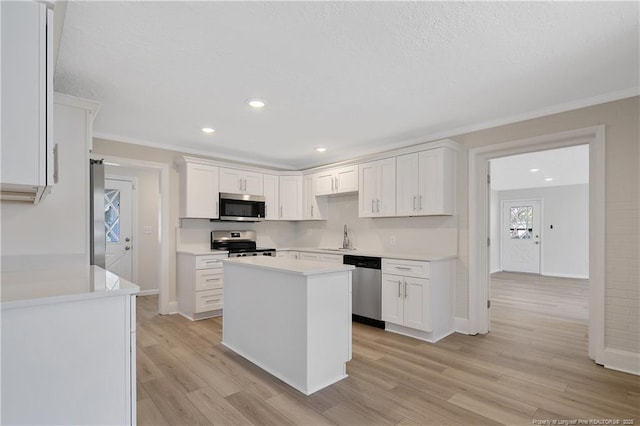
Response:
[222,256,355,275]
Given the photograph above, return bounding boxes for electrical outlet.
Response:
[143,226,152,235]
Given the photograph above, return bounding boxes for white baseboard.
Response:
[603,348,640,375]
[542,272,589,279]
[454,317,469,335]
[137,289,159,296]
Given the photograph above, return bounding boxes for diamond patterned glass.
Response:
[105,189,120,243]
[509,206,533,239]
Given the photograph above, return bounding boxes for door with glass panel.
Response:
[501,200,541,274]
[104,178,133,281]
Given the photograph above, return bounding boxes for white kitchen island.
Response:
[1,266,139,425]
[222,256,354,395]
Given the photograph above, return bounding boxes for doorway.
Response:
[468,125,605,364]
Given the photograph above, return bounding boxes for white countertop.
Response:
[177,246,455,261]
[1,265,140,309]
[280,247,457,262]
[223,256,355,276]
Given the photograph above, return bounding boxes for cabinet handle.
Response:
[53,144,59,184]
[216,201,219,216]
[404,280,408,298]
[205,260,220,264]
[280,205,283,218]
[204,299,219,304]
[205,278,221,282]
[311,205,314,217]
[419,195,423,211]
[376,199,380,213]
[331,177,334,192]
[201,273,218,277]
[398,280,402,297]
[395,266,411,270]
[243,178,247,192]
[335,177,339,191]
[371,200,375,213]
[413,195,417,211]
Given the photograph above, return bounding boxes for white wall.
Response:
[494,184,589,278]
[105,166,161,293]
[295,194,458,256]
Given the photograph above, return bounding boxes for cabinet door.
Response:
[403,276,430,331]
[263,174,279,220]
[335,165,358,193]
[381,274,404,325]
[358,161,378,218]
[319,253,343,264]
[279,175,302,220]
[1,2,51,189]
[377,158,396,217]
[219,168,242,193]
[418,148,456,215]
[396,153,419,216]
[303,174,315,219]
[182,163,219,218]
[316,171,335,196]
[243,171,263,196]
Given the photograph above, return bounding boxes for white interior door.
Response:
[501,200,541,274]
[105,178,133,281]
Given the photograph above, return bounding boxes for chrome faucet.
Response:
[342,225,352,249]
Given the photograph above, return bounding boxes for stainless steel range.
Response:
[211,230,276,257]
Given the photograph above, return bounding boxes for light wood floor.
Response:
[137,274,639,425]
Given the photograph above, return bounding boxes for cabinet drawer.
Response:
[195,255,225,270]
[195,289,223,313]
[320,253,343,264]
[195,269,223,291]
[382,259,430,278]
[299,252,320,261]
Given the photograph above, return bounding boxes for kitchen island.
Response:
[222,256,354,395]
[1,266,139,425]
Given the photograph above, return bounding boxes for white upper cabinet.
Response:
[396,147,456,216]
[315,165,358,196]
[1,1,54,203]
[303,173,326,220]
[279,175,302,220]
[179,159,219,219]
[263,173,280,221]
[219,167,263,196]
[358,158,396,218]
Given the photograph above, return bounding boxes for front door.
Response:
[501,200,541,274]
[105,178,133,281]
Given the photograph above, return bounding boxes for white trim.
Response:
[105,175,139,286]
[602,348,640,376]
[91,154,172,315]
[454,317,469,335]
[54,92,100,117]
[137,289,159,297]
[468,126,605,364]
[542,272,589,280]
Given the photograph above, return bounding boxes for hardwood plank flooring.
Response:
[136,273,639,425]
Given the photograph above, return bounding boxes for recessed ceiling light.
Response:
[529,168,540,172]
[247,99,266,109]
[201,127,215,134]
[544,177,553,181]
[316,147,327,153]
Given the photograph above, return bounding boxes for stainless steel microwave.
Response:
[218,192,266,221]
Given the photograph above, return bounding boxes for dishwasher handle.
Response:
[343,255,381,269]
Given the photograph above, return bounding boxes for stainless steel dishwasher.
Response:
[343,255,385,329]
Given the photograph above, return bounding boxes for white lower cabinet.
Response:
[299,252,320,261]
[382,258,454,343]
[177,253,226,320]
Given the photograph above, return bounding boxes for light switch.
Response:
[143,226,153,235]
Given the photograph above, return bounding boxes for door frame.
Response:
[468,125,604,364]
[499,198,543,275]
[105,175,139,285]
[92,154,172,315]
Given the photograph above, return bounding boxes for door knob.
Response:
[535,241,539,245]
[125,237,131,242]
[125,246,131,250]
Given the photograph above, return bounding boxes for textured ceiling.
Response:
[55,1,639,170]
[490,145,589,191]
